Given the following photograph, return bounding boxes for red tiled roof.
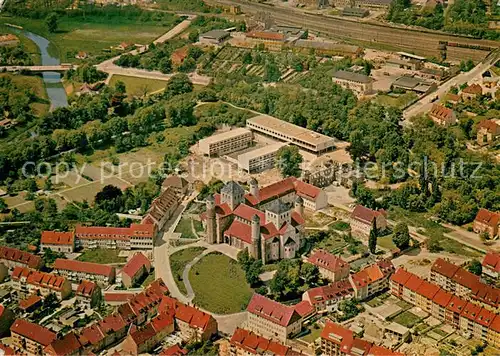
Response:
[121,252,151,279]
[0,343,18,356]
[129,312,174,347]
[104,292,135,303]
[305,280,354,305]
[151,311,174,332]
[432,289,453,307]
[416,280,440,300]
[368,345,404,355]
[460,302,481,321]
[224,220,253,244]
[291,211,305,225]
[452,268,479,290]
[475,307,495,327]
[475,208,499,228]
[470,282,500,307]
[246,294,299,327]
[45,332,82,356]
[477,120,500,134]
[429,104,455,123]
[175,304,213,331]
[10,319,56,346]
[230,328,290,355]
[431,258,460,279]
[245,177,320,206]
[307,250,349,273]
[390,268,412,285]
[247,31,285,41]
[404,274,424,292]
[160,344,188,356]
[19,294,42,310]
[350,205,386,225]
[0,246,42,269]
[12,267,68,292]
[294,300,315,318]
[41,231,74,246]
[320,321,354,347]
[53,258,115,278]
[482,251,500,272]
[233,204,266,222]
[79,324,105,347]
[462,83,482,95]
[75,223,154,240]
[77,280,98,297]
[350,260,394,289]
[446,295,467,314]
[490,315,500,333]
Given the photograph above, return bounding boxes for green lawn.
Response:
[0,13,179,63]
[77,248,126,264]
[140,270,156,287]
[170,247,205,295]
[374,92,418,109]
[330,220,350,231]
[190,252,253,314]
[193,219,204,232]
[393,310,422,328]
[108,74,169,97]
[174,217,197,239]
[377,235,397,250]
[300,325,323,343]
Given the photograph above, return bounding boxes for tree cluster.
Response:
[236,250,263,286]
[0,45,34,66]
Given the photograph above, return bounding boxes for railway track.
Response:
[209,0,499,60]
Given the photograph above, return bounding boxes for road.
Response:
[97,18,212,87]
[207,0,498,61]
[403,51,500,120]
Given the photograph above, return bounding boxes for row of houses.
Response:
[7,279,218,356]
[390,267,500,347]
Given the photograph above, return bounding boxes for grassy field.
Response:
[0,14,178,63]
[393,310,422,328]
[174,218,197,239]
[300,325,323,343]
[374,92,418,109]
[170,247,205,295]
[77,249,126,264]
[190,252,253,314]
[330,220,350,231]
[377,235,397,250]
[108,75,169,97]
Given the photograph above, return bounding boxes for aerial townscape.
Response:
[0,0,499,355]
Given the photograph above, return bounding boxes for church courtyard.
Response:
[190,252,253,314]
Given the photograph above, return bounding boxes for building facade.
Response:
[473,208,499,239]
[120,252,152,288]
[477,119,500,146]
[75,223,155,250]
[10,319,56,355]
[141,187,179,233]
[302,280,354,313]
[237,143,286,173]
[332,70,373,96]
[350,205,388,237]
[198,128,253,157]
[40,231,75,253]
[349,260,395,300]
[11,267,72,300]
[0,246,42,272]
[307,249,350,282]
[53,258,116,287]
[76,280,102,308]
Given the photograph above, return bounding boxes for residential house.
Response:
[79,314,128,353]
[120,252,152,288]
[19,294,42,313]
[445,93,460,105]
[76,280,102,308]
[75,223,155,250]
[415,280,440,313]
[0,305,14,337]
[332,70,373,96]
[348,259,394,300]
[302,280,354,314]
[118,42,133,51]
[174,303,218,343]
[11,267,72,300]
[40,231,75,253]
[461,84,483,100]
[320,321,403,356]
[477,120,500,146]
[44,332,83,356]
[160,344,188,356]
[53,258,116,287]
[229,328,297,355]
[162,175,189,195]
[428,104,457,127]
[482,251,500,280]
[121,312,175,355]
[306,250,350,282]
[294,300,316,322]
[0,246,43,272]
[10,319,56,355]
[350,205,387,238]
[473,208,499,239]
[246,293,302,343]
[431,289,453,322]
[141,187,179,232]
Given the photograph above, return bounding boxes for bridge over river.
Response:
[0,64,76,72]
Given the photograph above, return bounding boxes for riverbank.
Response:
[0,24,42,65]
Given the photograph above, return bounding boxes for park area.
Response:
[190,252,253,314]
[174,217,202,239]
[170,247,205,295]
[76,248,126,264]
[108,75,169,97]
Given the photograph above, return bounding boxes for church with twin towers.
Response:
[201,177,328,264]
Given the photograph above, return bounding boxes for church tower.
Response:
[295,196,304,217]
[221,181,245,211]
[205,195,217,244]
[249,178,259,200]
[251,214,261,260]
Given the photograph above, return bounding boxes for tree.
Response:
[46,13,58,33]
[276,146,303,178]
[94,185,123,213]
[392,222,410,250]
[369,219,378,254]
[164,74,193,98]
[263,61,281,82]
[300,263,319,287]
[115,81,126,94]
[468,259,482,276]
[44,178,52,191]
[246,260,263,286]
[188,30,199,43]
[158,57,173,74]
[0,198,7,212]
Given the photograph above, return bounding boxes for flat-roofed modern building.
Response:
[198,128,253,157]
[332,70,373,96]
[246,115,336,155]
[237,143,286,173]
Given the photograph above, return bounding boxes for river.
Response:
[21,31,68,109]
